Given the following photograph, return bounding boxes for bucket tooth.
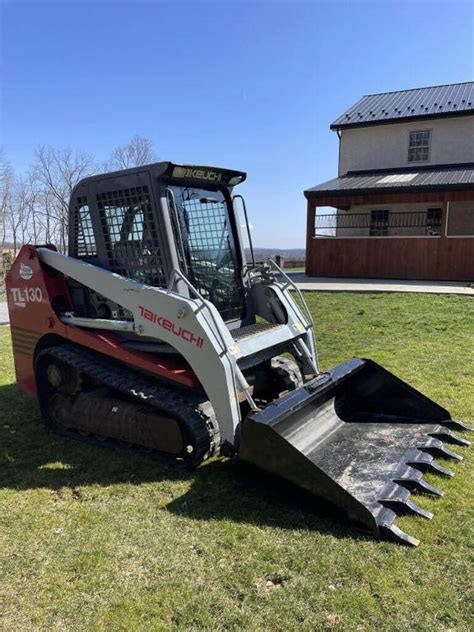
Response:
[394,475,444,497]
[419,441,463,461]
[379,522,420,547]
[442,420,474,432]
[412,478,443,497]
[411,459,454,478]
[408,452,454,477]
[380,497,434,520]
[430,429,471,447]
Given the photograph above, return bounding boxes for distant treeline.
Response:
[246,248,305,262]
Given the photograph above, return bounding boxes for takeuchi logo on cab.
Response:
[173,166,223,182]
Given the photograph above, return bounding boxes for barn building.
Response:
[305,82,474,281]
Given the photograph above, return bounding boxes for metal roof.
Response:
[305,163,474,199]
[331,82,474,130]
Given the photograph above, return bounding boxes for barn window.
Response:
[408,130,431,162]
[426,208,441,235]
[370,209,389,236]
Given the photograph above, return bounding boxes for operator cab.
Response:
[68,162,251,327]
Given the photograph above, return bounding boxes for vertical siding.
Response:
[307,237,474,280]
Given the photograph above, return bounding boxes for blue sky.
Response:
[2,0,473,248]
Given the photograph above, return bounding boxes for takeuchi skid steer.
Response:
[6,162,471,546]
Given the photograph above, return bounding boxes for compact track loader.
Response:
[6,161,471,546]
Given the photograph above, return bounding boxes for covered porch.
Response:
[305,166,474,281]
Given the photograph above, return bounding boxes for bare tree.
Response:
[32,145,96,252]
[106,134,156,170]
[0,150,13,289]
[10,173,44,249]
[22,172,41,244]
[6,189,23,257]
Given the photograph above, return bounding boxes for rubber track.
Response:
[38,344,219,468]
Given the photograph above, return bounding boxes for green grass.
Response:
[1,293,473,631]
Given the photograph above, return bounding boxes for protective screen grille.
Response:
[74,196,97,258]
[174,189,243,321]
[97,186,166,286]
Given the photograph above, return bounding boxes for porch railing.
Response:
[314,210,441,237]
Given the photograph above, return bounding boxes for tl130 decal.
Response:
[10,287,43,308]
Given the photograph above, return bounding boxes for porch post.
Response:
[434,196,450,280]
[306,200,316,275]
[441,197,449,238]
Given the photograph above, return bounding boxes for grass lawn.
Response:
[1,293,473,630]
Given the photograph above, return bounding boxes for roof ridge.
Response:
[363,81,473,98]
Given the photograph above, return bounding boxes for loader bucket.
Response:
[237,358,471,546]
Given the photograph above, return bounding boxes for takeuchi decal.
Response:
[139,306,204,349]
[172,166,222,182]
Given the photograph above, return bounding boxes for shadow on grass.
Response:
[0,382,372,543]
[164,460,373,544]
